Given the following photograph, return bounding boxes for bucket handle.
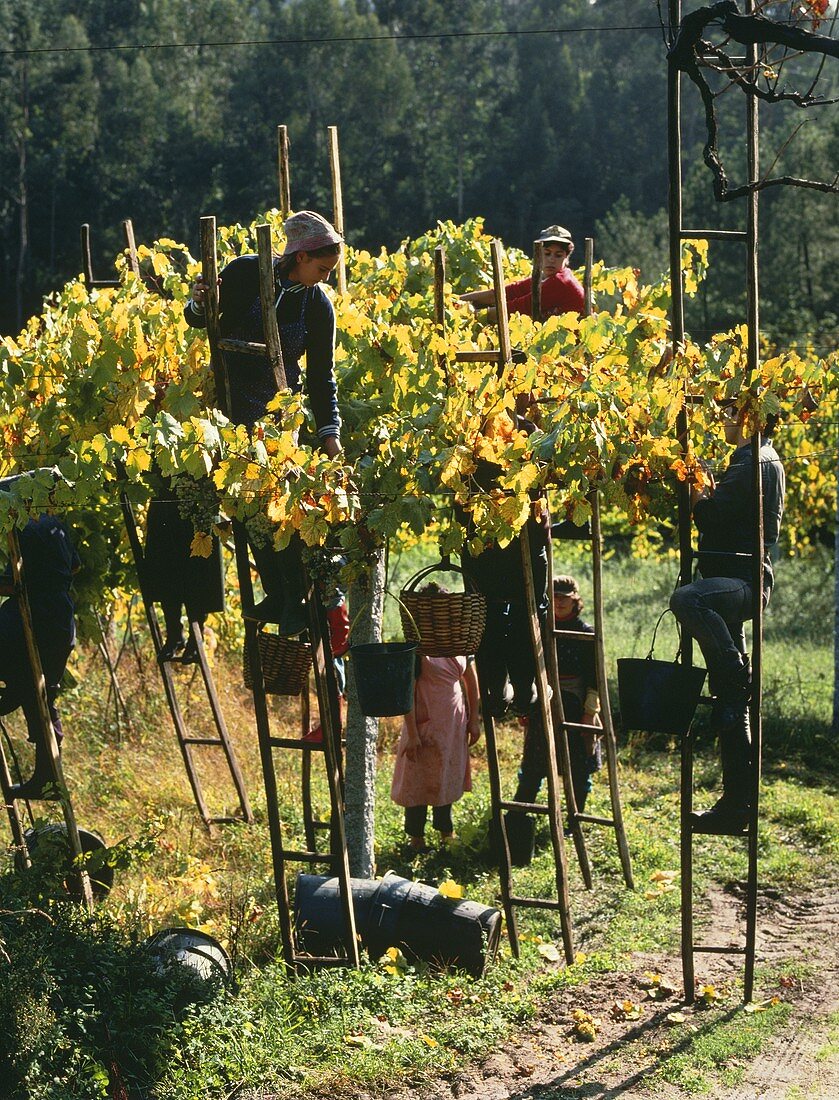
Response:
[645,607,683,664]
[401,555,479,595]
[348,589,422,646]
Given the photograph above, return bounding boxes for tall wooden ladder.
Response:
[0,512,93,909]
[82,219,253,831]
[550,492,634,891]
[118,489,253,830]
[668,0,764,1003]
[434,241,575,963]
[200,215,359,974]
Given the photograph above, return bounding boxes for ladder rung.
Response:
[508,895,565,910]
[294,955,351,968]
[552,629,595,642]
[312,820,331,830]
[562,720,597,733]
[88,279,121,288]
[499,799,551,815]
[679,229,747,241]
[182,737,224,747]
[208,816,247,825]
[690,823,750,837]
[283,849,334,864]
[269,737,326,752]
[454,350,502,363]
[218,337,270,356]
[576,812,615,827]
[692,944,747,955]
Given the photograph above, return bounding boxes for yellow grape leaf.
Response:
[438,880,463,900]
[190,531,214,559]
[421,1035,439,1048]
[124,447,151,477]
[110,424,131,445]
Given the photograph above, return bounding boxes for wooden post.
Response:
[434,245,450,384]
[277,125,291,218]
[255,223,288,391]
[584,238,594,313]
[80,223,94,286]
[200,216,231,419]
[531,241,543,322]
[490,239,513,368]
[327,126,347,295]
[122,219,139,276]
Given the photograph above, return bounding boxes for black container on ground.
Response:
[295,871,502,977]
[349,641,418,716]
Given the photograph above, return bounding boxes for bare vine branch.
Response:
[669,1,839,202]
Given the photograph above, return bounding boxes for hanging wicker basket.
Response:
[399,561,486,657]
[243,630,312,696]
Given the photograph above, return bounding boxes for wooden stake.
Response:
[584,238,594,314]
[200,216,232,419]
[434,245,450,383]
[531,241,543,322]
[278,125,291,218]
[255,222,288,391]
[327,126,347,294]
[122,219,139,276]
[490,239,513,368]
[80,223,94,286]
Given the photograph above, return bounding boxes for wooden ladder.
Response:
[549,491,634,891]
[82,219,253,831]
[201,215,359,974]
[668,0,764,1003]
[435,239,575,963]
[0,512,93,909]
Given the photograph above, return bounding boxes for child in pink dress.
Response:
[391,654,481,850]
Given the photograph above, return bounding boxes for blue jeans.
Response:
[669,577,752,684]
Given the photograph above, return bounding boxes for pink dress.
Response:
[391,656,472,808]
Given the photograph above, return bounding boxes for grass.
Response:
[0,553,836,1098]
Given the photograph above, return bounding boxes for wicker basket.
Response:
[243,630,312,696]
[399,561,486,657]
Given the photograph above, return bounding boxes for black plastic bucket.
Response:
[349,641,418,716]
[295,872,502,978]
[617,657,707,736]
[21,825,114,901]
[144,927,232,986]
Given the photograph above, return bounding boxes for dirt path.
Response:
[375,883,839,1100]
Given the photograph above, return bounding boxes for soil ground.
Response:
[362,882,839,1100]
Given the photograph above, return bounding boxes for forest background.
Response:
[2,0,838,354]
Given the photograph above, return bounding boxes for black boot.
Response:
[691,705,753,835]
[11,737,62,801]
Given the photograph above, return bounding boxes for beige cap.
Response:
[535,224,573,246]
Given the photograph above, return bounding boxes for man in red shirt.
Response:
[459,224,585,320]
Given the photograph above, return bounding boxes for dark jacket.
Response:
[694,438,785,589]
[185,255,340,439]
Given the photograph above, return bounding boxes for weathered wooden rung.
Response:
[679,229,747,241]
[282,849,334,865]
[217,337,270,356]
[208,816,248,825]
[293,955,351,968]
[454,350,502,363]
[576,812,615,827]
[693,944,747,955]
[269,736,327,752]
[312,820,331,830]
[498,799,551,815]
[551,629,595,642]
[182,737,225,747]
[508,895,565,910]
[563,720,597,733]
